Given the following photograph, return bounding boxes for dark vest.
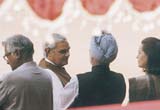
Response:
[71,65,126,107]
[39,58,71,86]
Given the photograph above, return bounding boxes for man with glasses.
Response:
[39,33,78,110]
[0,34,53,110]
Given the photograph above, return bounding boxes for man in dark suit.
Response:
[0,34,53,110]
[71,31,126,107]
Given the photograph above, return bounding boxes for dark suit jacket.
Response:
[71,65,126,107]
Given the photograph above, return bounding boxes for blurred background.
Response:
[0,0,160,79]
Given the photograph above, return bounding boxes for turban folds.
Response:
[90,32,118,64]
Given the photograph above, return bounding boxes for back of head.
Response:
[43,33,67,57]
[142,37,160,74]
[3,34,34,60]
[90,31,118,65]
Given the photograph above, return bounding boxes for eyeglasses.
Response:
[3,52,11,61]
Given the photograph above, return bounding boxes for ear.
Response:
[90,57,100,66]
[45,48,50,57]
[13,49,21,59]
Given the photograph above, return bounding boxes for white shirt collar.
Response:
[45,58,56,66]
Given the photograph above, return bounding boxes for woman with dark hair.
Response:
[129,37,160,102]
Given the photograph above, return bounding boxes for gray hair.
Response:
[90,31,118,64]
[2,34,34,59]
[43,33,67,57]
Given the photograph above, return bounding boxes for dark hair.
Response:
[142,37,160,75]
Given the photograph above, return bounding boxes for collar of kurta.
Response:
[45,58,56,66]
[15,61,37,71]
[91,65,110,73]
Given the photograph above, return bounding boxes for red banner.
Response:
[27,0,65,20]
[129,0,160,12]
[0,0,3,5]
[80,0,115,15]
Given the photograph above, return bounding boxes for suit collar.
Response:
[92,65,110,72]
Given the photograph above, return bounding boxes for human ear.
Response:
[91,57,100,66]
[13,50,21,59]
[45,48,51,57]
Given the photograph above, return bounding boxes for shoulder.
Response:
[1,70,24,85]
[129,75,149,87]
[0,72,14,102]
[0,71,15,90]
[42,68,57,80]
[129,75,151,102]
[129,75,150,92]
[0,71,14,81]
[109,71,125,81]
[108,71,126,89]
[76,72,94,88]
[0,72,12,81]
[77,71,93,80]
[129,75,150,101]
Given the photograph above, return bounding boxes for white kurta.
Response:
[45,69,79,110]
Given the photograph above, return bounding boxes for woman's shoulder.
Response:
[129,75,151,102]
[129,75,149,87]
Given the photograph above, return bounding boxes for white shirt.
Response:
[44,59,79,110]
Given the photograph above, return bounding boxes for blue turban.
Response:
[90,32,118,64]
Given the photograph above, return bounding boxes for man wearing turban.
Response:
[70,31,126,107]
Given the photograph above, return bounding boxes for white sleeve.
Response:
[61,74,79,109]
